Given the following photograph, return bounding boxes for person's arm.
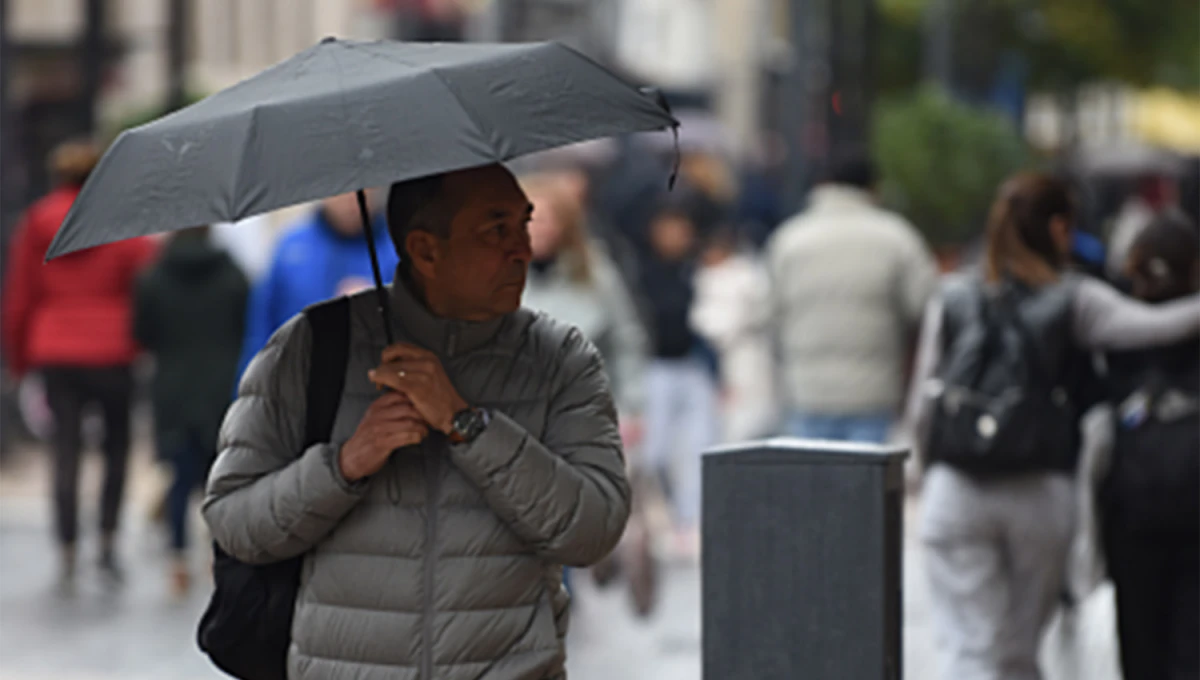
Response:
[596,254,648,416]
[131,271,160,351]
[904,295,944,466]
[1072,276,1200,352]
[897,228,939,328]
[1,218,39,377]
[202,315,368,564]
[448,330,631,567]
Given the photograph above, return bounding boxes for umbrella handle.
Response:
[357,190,396,345]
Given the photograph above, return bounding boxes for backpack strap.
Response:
[302,297,351,448]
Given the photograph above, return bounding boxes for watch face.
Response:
[454,408,485,439]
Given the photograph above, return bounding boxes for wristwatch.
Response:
[449,407,490,444]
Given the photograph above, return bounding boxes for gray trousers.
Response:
[921,464,1075,680]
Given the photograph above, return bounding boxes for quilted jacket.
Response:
[203,273,631,680]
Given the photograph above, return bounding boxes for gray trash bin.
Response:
[702,438,908,680]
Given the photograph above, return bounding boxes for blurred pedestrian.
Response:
[768,151,937,443]
[133,227,248,596]
[1100,214,1200,680]
[1,139,156,589]
[638,194,719,559]
[235,192,397,381]
[520,173,650,598]
[691,227,778,441]
[521,174,648,420]
[203,165,629,679]
[1106,173,1184,281]
[910,173,1200,680]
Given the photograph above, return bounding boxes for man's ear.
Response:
[405,231,440,279]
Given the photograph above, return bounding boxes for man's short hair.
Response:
[386,174,455,269]
[824,150,877,190]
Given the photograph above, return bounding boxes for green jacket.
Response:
[134,232,248,459]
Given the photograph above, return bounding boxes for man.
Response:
[235,192,398,381]
[203,164,631,680]
[767,152,937,443]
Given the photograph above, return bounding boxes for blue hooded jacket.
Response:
[234,209,398,383]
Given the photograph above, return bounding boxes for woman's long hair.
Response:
[984,173,1075,288]
[522,174,594,285]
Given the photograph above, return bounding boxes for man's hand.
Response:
[339,392,429,482]
[368,344,468,435]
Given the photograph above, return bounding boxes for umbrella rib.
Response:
[342,41,498,160]
[426,69,499,161]
[325,43,371,191]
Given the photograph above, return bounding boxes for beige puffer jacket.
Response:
[202,275,631,680]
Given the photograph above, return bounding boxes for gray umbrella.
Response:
[48,38,676,338]
[49,38,675,259]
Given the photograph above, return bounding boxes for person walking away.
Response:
[521,174,647,424]
[235,192,398,381]
[1,139,156,589]
[1100,214,1200,680]
[768,151,937,443]
[521,173,654,606]
[638,195,719,560]
[203,164,630,680]
[691,226,778,441]
[909,173,1200,680]
[133,227,248,596]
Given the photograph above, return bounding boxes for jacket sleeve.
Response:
[903,295,944,470]
[131,271,159,351]
[1,217,40,377]
[895,222,939,328]
[202,314,367,564]
[448,329,632,567]
[1072,277,1200,351]
[595,252,648,416]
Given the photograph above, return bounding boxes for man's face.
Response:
[412,165,533,321]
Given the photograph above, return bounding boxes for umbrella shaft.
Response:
[357,190,396,345]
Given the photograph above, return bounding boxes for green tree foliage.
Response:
[874,85,1030,246]
[877,0,1200,94]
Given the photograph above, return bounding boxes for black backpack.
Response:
[197,297,350,680]
[927,283,1076,475]
[1101,344,1200,535]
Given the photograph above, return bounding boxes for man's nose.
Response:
[509,230,533,263]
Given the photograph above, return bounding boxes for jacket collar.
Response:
[808,184,876,212]
[388,266,506,358]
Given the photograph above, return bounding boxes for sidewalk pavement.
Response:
[0,442,1121,679]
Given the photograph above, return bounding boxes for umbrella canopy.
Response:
[47,38,676,259]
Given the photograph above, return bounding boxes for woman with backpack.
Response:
[1101,214,1199,680]
[910,173,1200,680]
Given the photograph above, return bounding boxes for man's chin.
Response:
[484,285,521,314]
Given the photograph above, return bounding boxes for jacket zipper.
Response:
[422,449,440,680]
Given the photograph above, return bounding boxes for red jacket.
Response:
[3,186,156,376]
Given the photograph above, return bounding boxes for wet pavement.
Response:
[0,442,1120,679]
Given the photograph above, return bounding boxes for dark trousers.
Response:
[1106,526,1200,680]
[42,366,134,547]
[167,430,211,553]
